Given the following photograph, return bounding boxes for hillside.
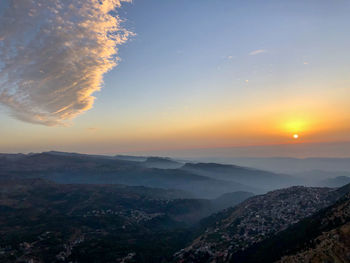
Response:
[0,178,252,263]
[278,223,350,263]
[229,188,350,263]
[174,186,345,263]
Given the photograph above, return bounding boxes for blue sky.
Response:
[1,0,350,156]
[99,0,350,120]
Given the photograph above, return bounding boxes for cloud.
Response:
[249,49,267,56]
[0,0,132,126]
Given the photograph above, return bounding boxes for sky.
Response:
[0,0,350,157]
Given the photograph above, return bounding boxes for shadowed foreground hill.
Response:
[230,184,350,262]
[0,178,252,263]
[175,185,349,263]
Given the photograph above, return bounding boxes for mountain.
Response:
[0,178,252,263]
[2,151,350,262]
[174,185,346,263]
[142,157,183,169]
[289,170,350,188]
[222,157,350,174]
[318,176,350,188]
[181,162,301,192]
[229,185,350,262]
[114,155,147,162]
[0,152,260,198]
[295,169,350,180]
[278,223,350,263]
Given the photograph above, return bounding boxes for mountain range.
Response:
[1,151,350,262]
[0,151,301,198]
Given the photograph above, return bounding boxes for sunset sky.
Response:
[1,0,350,157]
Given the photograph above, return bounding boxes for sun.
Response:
[281,119,307,140]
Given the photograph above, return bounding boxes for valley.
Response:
[0,152,350,263]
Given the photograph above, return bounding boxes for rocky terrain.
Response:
[278,223,350,263]
[230,186,350,263]
[174,186,345,263]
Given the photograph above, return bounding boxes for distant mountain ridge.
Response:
[222,157,350,174]
[5,151,350,197]
[319,176,350,188]
[181,162,300,191]
[0,151,265,198]
[143,157,183,169]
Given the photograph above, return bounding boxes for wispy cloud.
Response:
[0,0,132,126]
[249,49,267,56]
